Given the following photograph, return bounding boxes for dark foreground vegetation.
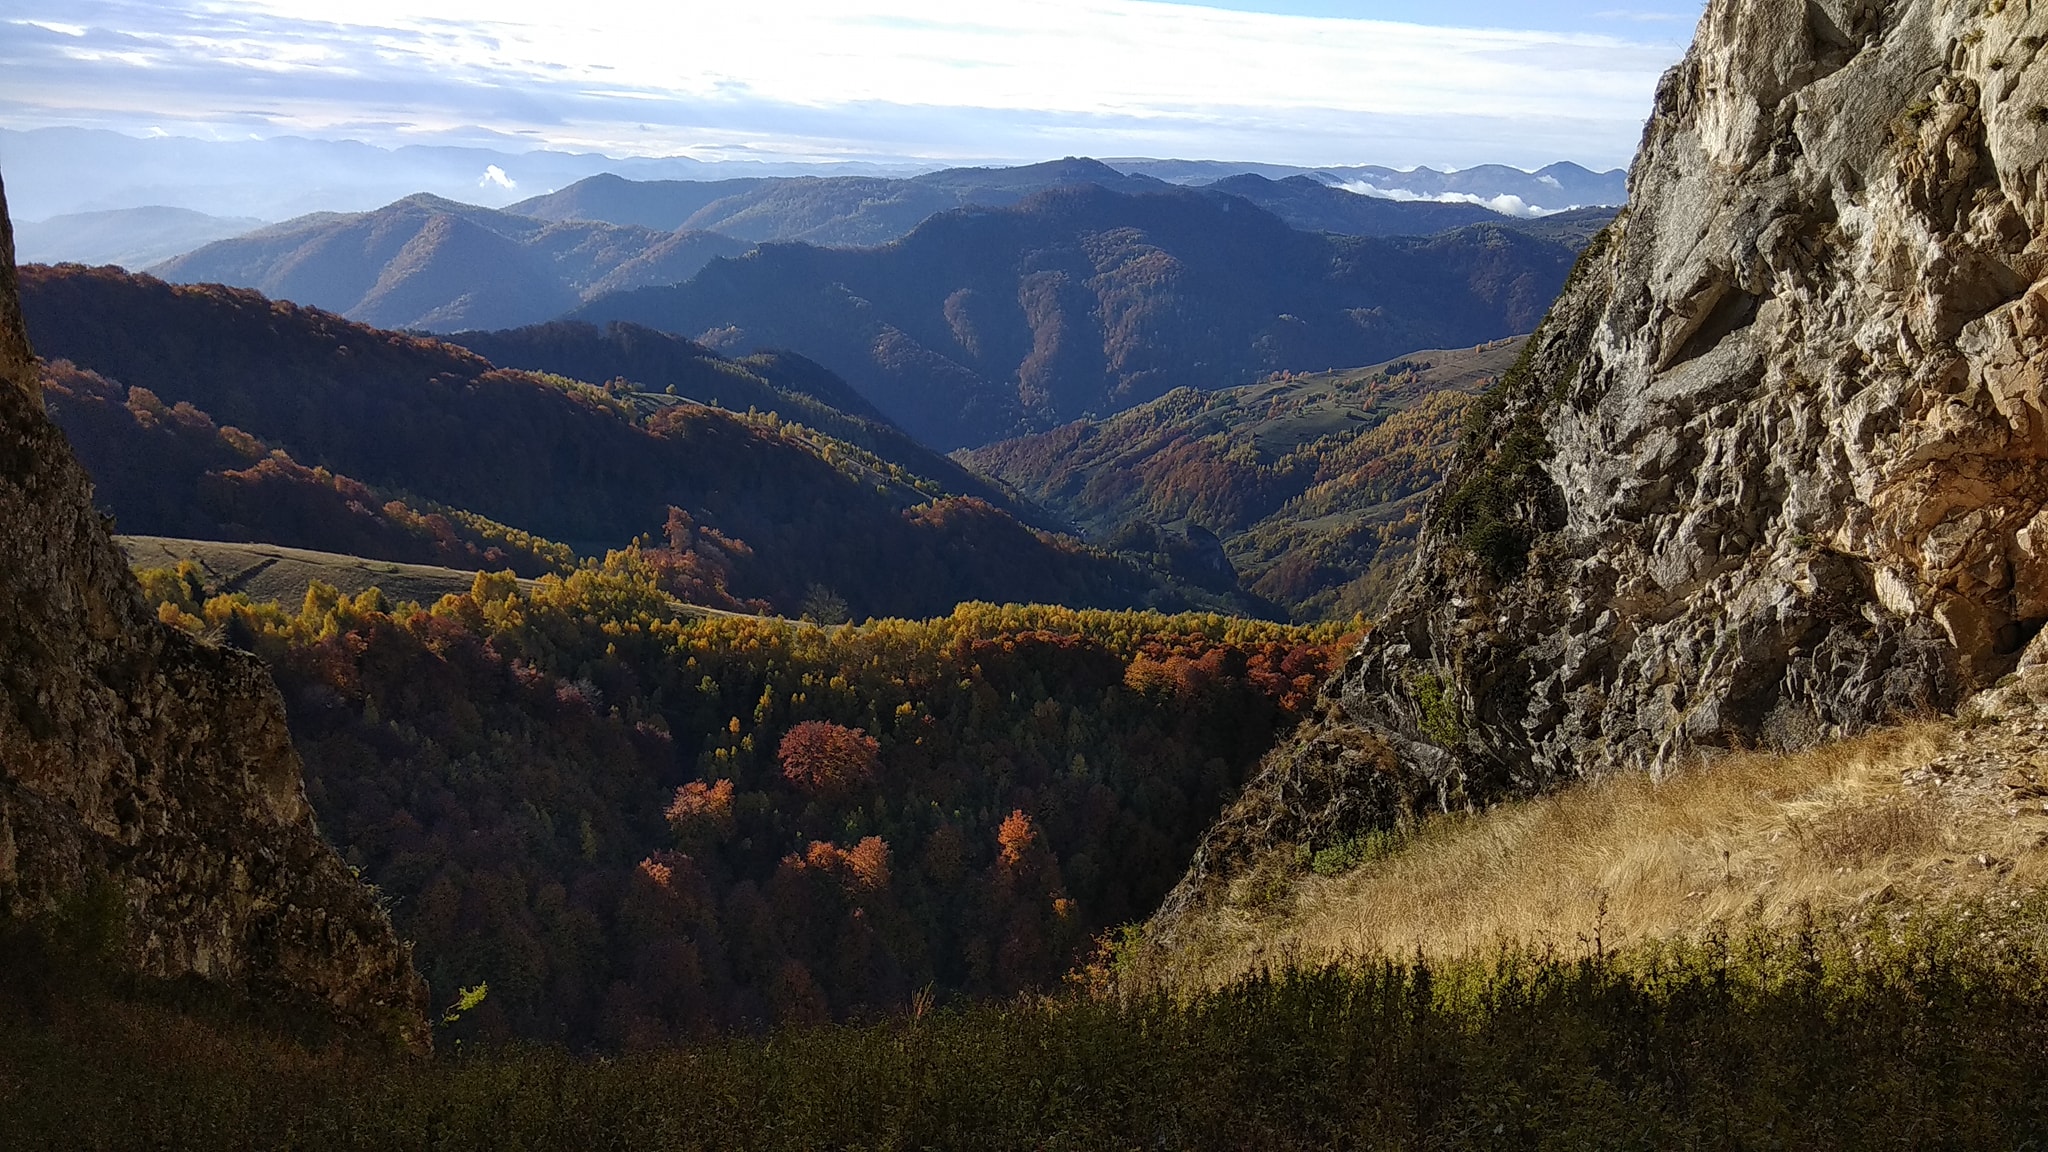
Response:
[6,903,2047,1150]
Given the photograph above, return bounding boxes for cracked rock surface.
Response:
[1160,0,2048,929]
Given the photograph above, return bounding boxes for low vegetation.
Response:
[7,900,2048,1149]
[1143,718,2048,992]
[23,556,2048,1148]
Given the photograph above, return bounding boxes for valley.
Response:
[967,339,1525,618]
[12,0,2048,1143]
[22,263,1263,621]
[570,187,1574,447]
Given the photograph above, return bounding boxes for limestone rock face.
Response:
[1160,0,2048,917]
[0,171,429,1047]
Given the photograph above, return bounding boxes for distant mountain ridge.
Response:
[512,158,1176,247]
[570,184,1579,449]
[513,158,1617,250]
[148,194,748,331]
[0,124,1627,223]
[0,126,928,221]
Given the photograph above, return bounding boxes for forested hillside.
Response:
[445,321,1022,515]
[43,360,570,576]
[964,341,1522,619]
[571,185,1576,447]
[149,194,747,331]
[20,265,1242,619]
[138,560,1348,1045]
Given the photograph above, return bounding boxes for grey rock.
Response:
[1158,0,2048,929]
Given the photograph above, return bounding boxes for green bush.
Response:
[1307,829,1408,877]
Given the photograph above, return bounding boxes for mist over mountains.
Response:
[150,195,748,332]
[2,126,1625,229]
[15,206,266,270]
[0,127,927,222]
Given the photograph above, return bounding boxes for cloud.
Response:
[1336,181,1561,218]
[0,0,1691,168]
[478,164,516,190]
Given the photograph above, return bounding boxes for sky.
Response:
[0,0,1703,171]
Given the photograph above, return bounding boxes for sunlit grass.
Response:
[1158,721,2048,989]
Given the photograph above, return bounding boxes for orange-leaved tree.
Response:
[778,720,881,798]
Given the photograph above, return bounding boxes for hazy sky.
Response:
[0,0,1702,169]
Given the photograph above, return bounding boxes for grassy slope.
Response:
[1143,670,2048,991]
[116,536,533,609]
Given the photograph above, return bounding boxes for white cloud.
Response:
[213,0,1671,121]
[1337,181,1561,218]
[0,0,1690,168]
[478,164,516,189]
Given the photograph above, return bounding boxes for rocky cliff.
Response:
[1158,0,2048,923]
[0,170,429,1047]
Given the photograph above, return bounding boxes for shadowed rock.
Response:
[0,168,430,1048]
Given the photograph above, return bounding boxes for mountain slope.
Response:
[675,177,963,247]
[149,194,747,331]
[506,173,779,230]
[19,264,1230,619]
[1154,0,2048,932]
[39,360,571,576]
[0,173,428,1044]
[446,320,1027,515]
[573,186,1578,448]
[965,341,1524,619]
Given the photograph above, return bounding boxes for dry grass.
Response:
[1169,720,2048,987]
